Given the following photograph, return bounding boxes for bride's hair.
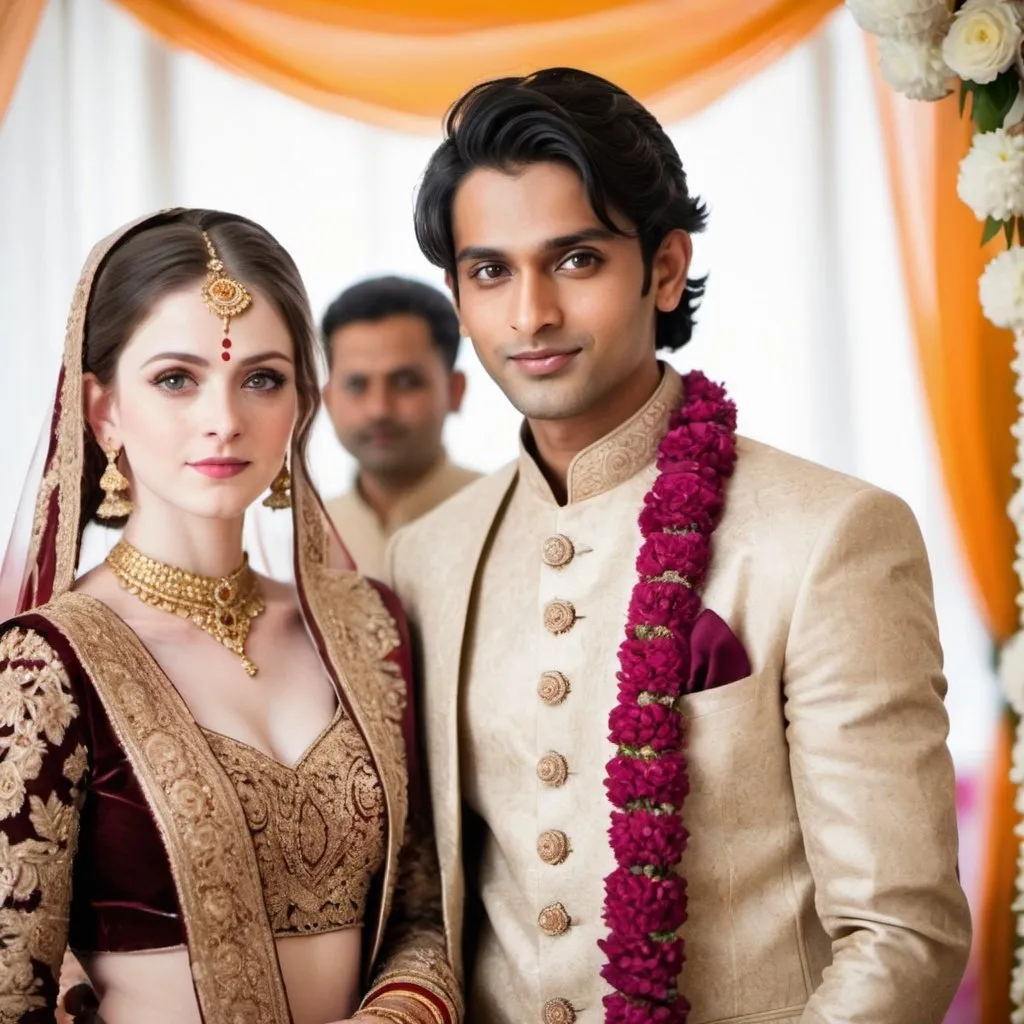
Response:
[80,209,321,525]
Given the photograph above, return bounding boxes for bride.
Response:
[0,209,461,1024]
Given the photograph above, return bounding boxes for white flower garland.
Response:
[1003,329,1024,1022]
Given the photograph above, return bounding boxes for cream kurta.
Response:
[461,377,679,1021]
[326,453,479,580]
[388,366,971,1024]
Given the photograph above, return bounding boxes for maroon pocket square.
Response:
[686,608,751,694]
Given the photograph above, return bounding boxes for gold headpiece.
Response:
[200,230,251,359]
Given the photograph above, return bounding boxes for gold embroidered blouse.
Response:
[203,707,386,936]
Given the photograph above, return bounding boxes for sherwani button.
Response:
[537,829,571,865]
[538,902,571,936]
[543,599,577,635]
[542,998,577,1024]
[538,670,570,706]
[537,753,569,787]
[542,535,575,569]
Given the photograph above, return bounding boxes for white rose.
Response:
[943,0,1024,85]
[846,0,952,39]
[980,245,1024,327]
[957,127,1024,220]
[878,34,954,98]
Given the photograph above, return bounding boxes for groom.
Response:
[387,68,971,1023]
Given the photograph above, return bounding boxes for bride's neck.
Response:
[121,510,247,579]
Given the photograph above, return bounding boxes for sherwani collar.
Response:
[518,363,684,505]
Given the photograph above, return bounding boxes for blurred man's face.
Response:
[322,314,465,481]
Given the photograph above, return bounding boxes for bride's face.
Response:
[88,284,298,523]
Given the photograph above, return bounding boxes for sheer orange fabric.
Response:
[107,0,838,132]
[874,83,1017,641]
[0,0,46,128]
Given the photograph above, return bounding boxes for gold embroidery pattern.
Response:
[203,710,386,935]
[294,482,460,1020]
[299,563,408,951]
[0,628,82,1021]
[567,369,683,503]
[40,596,291,1024]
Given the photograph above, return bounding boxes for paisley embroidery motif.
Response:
[204,708,386,936]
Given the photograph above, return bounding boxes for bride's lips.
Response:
[189,458,250,479]
[508,348,581,377]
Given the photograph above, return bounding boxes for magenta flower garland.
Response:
[600,371,737,1024]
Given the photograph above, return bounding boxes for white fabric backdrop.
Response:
[0,0,998,770]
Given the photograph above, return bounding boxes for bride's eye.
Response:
[244,370,287,391]
[152,371,194,392]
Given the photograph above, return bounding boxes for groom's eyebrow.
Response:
[455,227,618,263]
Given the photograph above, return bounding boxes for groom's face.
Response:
[450,161,660,422]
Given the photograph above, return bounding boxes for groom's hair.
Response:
[414,67,708,351]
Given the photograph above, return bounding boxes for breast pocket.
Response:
[677,672,761,720]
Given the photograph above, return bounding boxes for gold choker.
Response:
[105,540,265,676]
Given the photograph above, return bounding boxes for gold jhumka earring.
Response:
[200,230,251,362]
[263,459,292,510]
[96,445,133,519]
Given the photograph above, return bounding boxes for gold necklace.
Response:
[105,540,265,676]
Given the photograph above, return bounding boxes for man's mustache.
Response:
[354,419,409,444]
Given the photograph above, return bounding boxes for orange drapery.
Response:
[0,0,46,126]
[875,80,1020,1022]
[875,84,1018,642]
[103,0,841,134]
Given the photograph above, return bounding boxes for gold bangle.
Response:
[367,1010,421,1024]
[384,990,446,1024]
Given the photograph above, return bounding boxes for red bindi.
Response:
[221,352,231,362]
[222,338,231,348]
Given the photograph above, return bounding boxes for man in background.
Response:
[321,275,479,578]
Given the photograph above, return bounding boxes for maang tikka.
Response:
[200,231,291,512]
[201,230,251,362]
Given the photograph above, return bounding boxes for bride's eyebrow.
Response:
[141,351,208,368]
[141,350,293,368]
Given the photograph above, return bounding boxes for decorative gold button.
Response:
[542,998,578,1024]
[538,670,570,706]
[537,753,569,787]
[542,535,575,569]
[538,902,571,936]
[537,829,571,865]
[543,599,577,635]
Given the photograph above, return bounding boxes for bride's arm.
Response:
[0,622,88,1023]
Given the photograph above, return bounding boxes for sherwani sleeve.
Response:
[782,486,971,1023]
[360,582,463,1024]
[0,626,88,1024]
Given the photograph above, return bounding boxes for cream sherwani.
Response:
[326,452,479,580]
[386,367,971,1024]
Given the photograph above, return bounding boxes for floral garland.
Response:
[599,371,737,1024]
[847,0,1024,323]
